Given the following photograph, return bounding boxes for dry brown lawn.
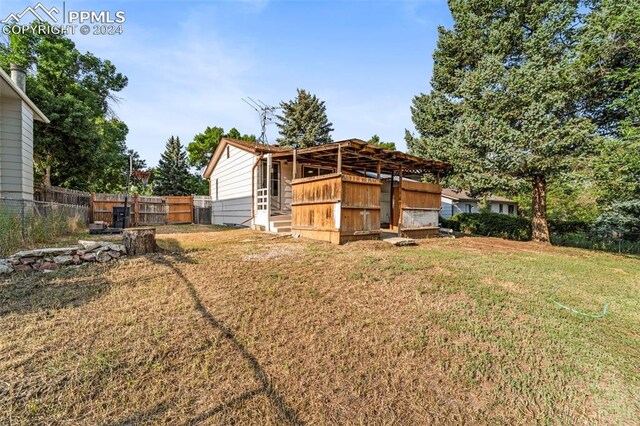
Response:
[1,227,639,424]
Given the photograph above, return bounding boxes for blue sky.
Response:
[1,0,453,166]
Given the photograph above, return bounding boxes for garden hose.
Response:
[550,287,609,318]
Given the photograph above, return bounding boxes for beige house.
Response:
[0,65,49,201]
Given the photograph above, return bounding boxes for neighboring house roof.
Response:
[441,188,516,203]
[203,138,288,178]
[0,68,49,123]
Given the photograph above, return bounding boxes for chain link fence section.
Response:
[0,198,89,257]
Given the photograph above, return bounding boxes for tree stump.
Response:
[122,227,158,255]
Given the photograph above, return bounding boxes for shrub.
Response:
[447,212,531,241]
[548,219,592,234]
[592,200,640,241]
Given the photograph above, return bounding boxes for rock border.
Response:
[1,240,127,274]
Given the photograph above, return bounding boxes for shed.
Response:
[273,139,449,243]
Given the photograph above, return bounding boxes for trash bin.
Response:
[113,206,131,229]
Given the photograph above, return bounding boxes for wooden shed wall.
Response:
[291,173,381,244]
[340,175,381,243]
[398,181,441,238]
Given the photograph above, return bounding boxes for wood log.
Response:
[122,227,157,255]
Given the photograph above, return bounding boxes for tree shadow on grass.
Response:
[128,251,304,426]
[0,270,110,316]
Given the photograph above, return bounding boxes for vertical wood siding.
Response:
[291,173,381,244]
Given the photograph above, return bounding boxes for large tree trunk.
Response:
[531,175,551,243]
[123,227,158,255]
[42,165,52,187]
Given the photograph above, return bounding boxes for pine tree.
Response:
[408,1,594,243]
[154,136,192,196]
[276,89,334,148]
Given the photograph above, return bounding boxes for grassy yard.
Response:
[1,228,639,424]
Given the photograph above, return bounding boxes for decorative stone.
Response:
[12,247,76,258]
[78,240,102,252]
[53,255,74,266]
[72,255,81,264]
[81,253,97,262]
[0,263,14,274]
[20,257,36,264]
[108,250,121,259]
[38,262,57,271]
[13,264,32,272]
[95,250,111,263]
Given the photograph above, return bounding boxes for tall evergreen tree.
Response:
[408,0,594,242]
[154,136,192,195]
[276,89,334,148]
[576,0,640,205]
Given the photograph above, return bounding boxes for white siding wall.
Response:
[440,197,516,218]
[489,202,516,215]
[0,96,34,201]
[440,198,479,218]
[209,145,256,225]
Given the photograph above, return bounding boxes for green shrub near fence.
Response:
[551,232,640,255]
[442,212,532,241]
[0,203,87,257]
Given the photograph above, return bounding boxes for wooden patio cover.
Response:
[271,139,450,177]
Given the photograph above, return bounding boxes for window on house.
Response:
[302,166,333,177]
[467,204,472,213]
[215,179,219,200]
[499,204,504,213]
[258,161,267,189]
[226,146,230,159]
[508,204,514,215]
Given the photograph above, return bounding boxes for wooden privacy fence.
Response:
[291,173,381,244]
[34,185,91,206]
[90,194,195,226]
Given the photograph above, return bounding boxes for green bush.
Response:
[447,212,532,241]
[552,232,640,255]
[548,219,592,234]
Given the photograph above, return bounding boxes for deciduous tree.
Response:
[0,24,140,191]
[186,126,255,170]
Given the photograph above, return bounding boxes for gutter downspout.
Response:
[244,153,264,226]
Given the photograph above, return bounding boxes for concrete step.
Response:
[274,226,291,233]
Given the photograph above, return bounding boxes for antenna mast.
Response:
[242,97,279,144]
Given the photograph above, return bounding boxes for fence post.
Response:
[190,195,194,224]
[21,200,26,242]
[89,192,95,223]
[134,193,140,226]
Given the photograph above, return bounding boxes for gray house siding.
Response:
[0,97,34,201]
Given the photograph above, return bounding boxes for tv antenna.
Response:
[242,97,279,144]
